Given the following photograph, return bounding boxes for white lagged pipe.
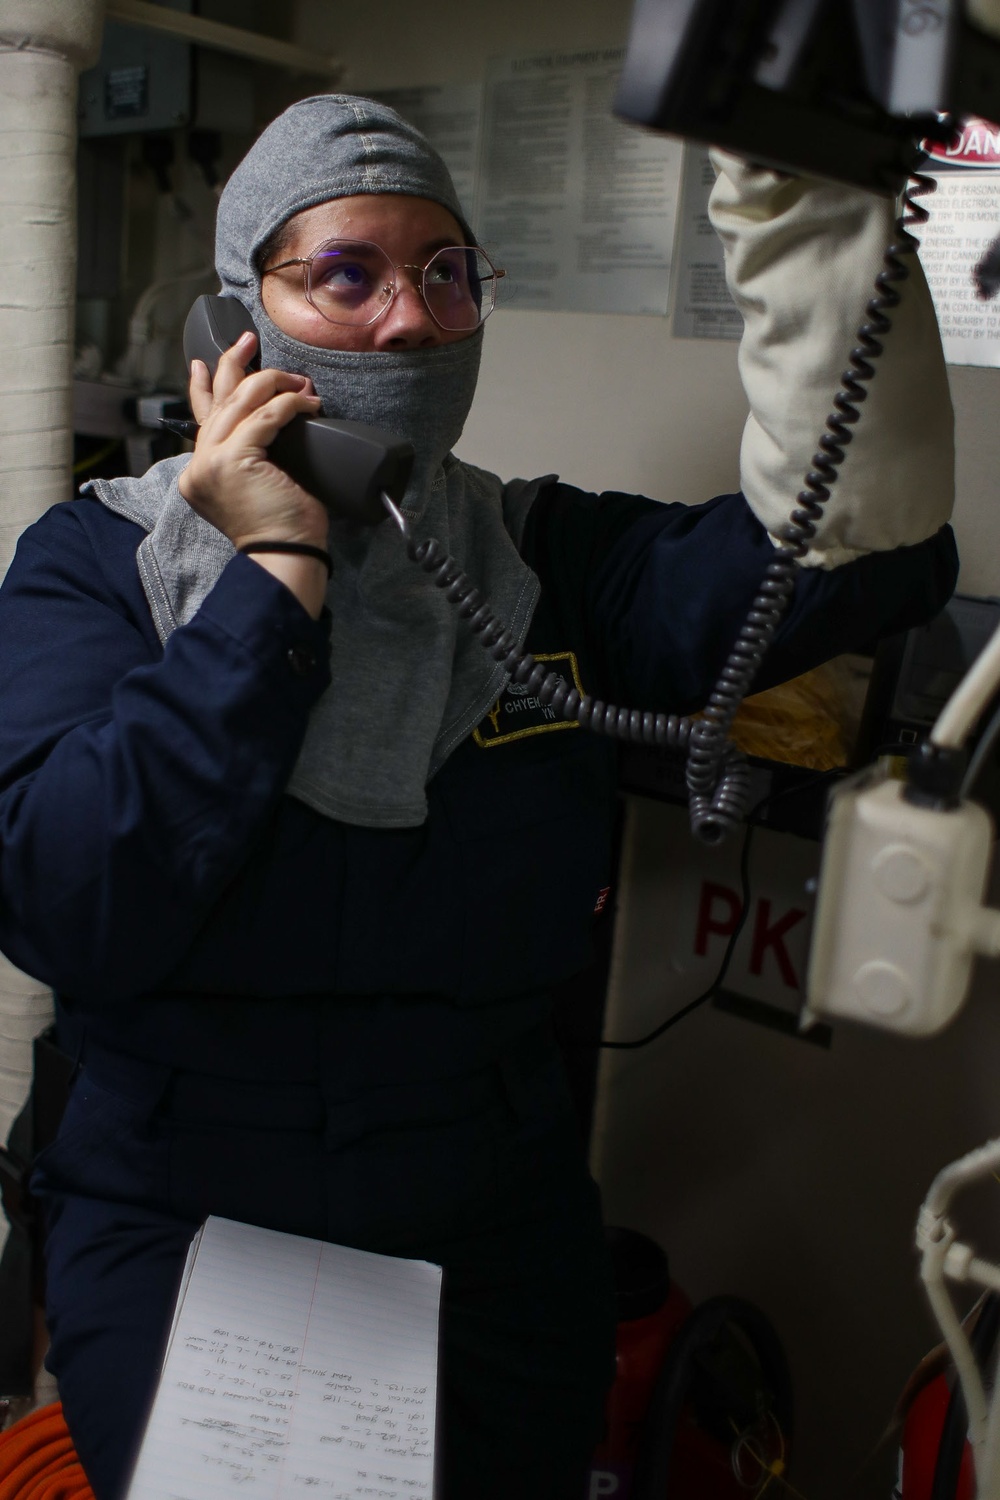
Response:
[0,52,74,575]
[0,964,54,1144]
[0,1,104,1271]
[0,3,103,576]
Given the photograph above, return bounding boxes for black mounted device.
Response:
[614,0,1000,194]
[182,294,414,527]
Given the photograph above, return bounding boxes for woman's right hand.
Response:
[178,331,332,616]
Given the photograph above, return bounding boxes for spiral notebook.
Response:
[124,1216,443,1500]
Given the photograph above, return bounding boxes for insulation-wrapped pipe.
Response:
[0,1,103,1207]
[0,1,103,576]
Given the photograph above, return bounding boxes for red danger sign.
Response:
[926,117,1000,168]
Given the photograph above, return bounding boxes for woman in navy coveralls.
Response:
[0,96,958,1498]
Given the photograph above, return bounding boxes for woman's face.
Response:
[259,194,477,353]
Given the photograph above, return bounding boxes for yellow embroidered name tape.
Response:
[473,652,584,748]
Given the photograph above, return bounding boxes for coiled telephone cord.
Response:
[683,162,936,838]
[384,164,935,844]
[382,490,753,837]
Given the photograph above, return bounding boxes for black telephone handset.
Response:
[182,294,414,526]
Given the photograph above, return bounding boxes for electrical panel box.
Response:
[78,1,193,137]
[77,0,254,138]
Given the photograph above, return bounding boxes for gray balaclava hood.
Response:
[88,95,545,829]
[215,93,486,497]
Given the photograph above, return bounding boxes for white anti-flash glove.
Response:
[708,149,954,569]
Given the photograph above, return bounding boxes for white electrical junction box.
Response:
[804,773,995,1036]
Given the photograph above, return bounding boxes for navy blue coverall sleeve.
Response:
[0,499,331,1001]
[521,485,959,711]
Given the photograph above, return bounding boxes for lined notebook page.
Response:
[126,1216,443,1500]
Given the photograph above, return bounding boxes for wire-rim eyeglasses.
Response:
[261,238,505,333]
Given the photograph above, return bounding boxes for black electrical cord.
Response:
[596,731,963,1054]
[593,726,972,1051]
[598,769,841,1051]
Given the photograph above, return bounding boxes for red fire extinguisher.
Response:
[897,1373,976,1500]
[895,1292,999,1500]
[587,1228,794,1500]
[588,1228,693,1498]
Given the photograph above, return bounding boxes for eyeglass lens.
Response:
[306,241,498,330]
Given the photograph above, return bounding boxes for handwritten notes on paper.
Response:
[125,1217,443,1500]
